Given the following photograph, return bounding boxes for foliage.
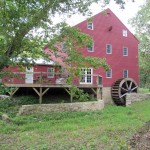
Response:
[129,0,150,88]
[0,96,38,117]
[139,88,150,94]
[0,0,133,70]
[0,100,150,149]
[0,0,102,70]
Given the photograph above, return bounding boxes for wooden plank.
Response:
[33,88,40,96]
[42,88,50,96]
[39,87,42,104]
[91,88,97,95]
[8,87,19,97]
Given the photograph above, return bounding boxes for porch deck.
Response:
[2,72,103,103]
[4,83,102,88]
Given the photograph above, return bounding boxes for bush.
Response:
[0,96,38,117]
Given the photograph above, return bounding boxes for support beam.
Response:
[91,88,97,95]
[33,87,50,104]
[64,88,73,103]
[8,87,19,98]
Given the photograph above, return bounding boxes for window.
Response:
[106,69,112,78]
[123,30,127,37]
[87,22,93,30]
[88,42,94,52]
[106,44,112,54]
[47,68,54,78]
[123,47,128,56]
[123,70,128,78]
[80,68,93,84]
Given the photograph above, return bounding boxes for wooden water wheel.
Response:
[111,78,138,105]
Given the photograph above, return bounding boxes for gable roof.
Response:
[75,8,139,43]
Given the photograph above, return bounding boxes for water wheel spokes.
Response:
[111,78,138,106]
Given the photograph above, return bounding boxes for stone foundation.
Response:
[126,93,150,106]
[102,87,113,104]
[18,100,104,115]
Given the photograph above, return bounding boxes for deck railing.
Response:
[1,72,103,87]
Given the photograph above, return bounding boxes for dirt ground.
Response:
[129,121,150,150]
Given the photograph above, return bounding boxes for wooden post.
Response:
[8,87,19,98]
[33,87,50,104]
[64,88,73,103]
[39,87,42,104]
[40,72,42,83]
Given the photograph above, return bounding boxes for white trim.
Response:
[87,22,93,30]
[123,47,128,56]
[47,68,55,78]
[25,67,33,83]
[87,42,94,52]
[80,68,93,84]
[123,69,128,78]
[106,44,112,54]
[122,30,128,37]
[106,69,112,78]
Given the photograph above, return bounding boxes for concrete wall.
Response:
[126,93,150,106]
[18,100,104,115]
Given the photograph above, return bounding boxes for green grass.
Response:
[0,100,150,149]
[139,88,150,93]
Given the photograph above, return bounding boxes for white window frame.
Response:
[123,30,128,37]
[87,42,94,52]
[87,22,93,30]
[106,69,112,78]
[123,70,128,78]
[106,44,112,54]
[80,68,93,84]
[47,68,55,78]
[123,47,128,56]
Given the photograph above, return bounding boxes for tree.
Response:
[129,0,150,88]
[0,0,134,70]
[0,0,134,99]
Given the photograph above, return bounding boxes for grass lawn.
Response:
[139,88,150,93]
[0,99,150,150]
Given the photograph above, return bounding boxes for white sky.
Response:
[54,1,145,34]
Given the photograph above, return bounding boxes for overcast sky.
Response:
[53,1,145,34]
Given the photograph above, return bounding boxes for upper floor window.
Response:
[87,22,93,30]
[47,68,54,78]
[123,69,128,78]
[106,44,112,54]
[88,42,94,52]
[123,30,128,37]
[123,47,128,56]
[106,69,112,78]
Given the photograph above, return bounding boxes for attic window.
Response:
[87,22,93,30]
[123,30,128,37]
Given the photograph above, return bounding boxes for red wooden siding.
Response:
[75,8,139,86]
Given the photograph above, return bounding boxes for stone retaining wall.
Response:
[18,100,104,115]
[126,93,150,106]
